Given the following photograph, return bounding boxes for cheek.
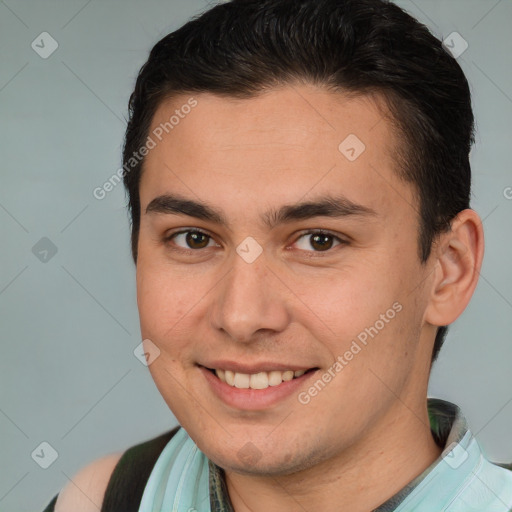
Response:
[290,262,395,331]
[136,262,198,342]
[290,256,416,364]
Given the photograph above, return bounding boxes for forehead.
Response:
[140,85,415,223]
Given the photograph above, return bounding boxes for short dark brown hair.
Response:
[122,0,475,365]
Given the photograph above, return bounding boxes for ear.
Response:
[424,209,485,327]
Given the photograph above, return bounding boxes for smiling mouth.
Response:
[204,367,318,390]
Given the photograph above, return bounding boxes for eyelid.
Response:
[163,227,221,249]
[288,229,349,252]
[164,227,214,239]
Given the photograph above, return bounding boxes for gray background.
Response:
[0,1,510,511]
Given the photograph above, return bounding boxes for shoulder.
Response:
[54,451,123,512]
[51,427,180,512]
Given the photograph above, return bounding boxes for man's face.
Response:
[136,85,436,475]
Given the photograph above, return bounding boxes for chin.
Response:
[211,452,307,477]
[198,434,330,478]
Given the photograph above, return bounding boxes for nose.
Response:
[209,251,291,343]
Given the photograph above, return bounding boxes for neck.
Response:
[224,398,443,512]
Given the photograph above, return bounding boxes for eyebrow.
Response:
[145,193,378,229]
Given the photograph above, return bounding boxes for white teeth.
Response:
[282,370,294,381]
[225,370,235,386]
[233,372,250,389]
[250,372,269,389]
[214,368,308,390]
[268,370,283,386]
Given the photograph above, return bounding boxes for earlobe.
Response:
[424,209,485,327]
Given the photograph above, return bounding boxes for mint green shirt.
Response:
[371,398,512,511]
[140,398,512,511]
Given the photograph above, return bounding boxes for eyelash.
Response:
[163,228,349,255]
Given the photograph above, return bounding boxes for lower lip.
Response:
[199,366,318,410]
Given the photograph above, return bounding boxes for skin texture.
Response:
[54,452,123,511]
[135,84,484,512]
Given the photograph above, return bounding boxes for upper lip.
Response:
[199,361,316,374]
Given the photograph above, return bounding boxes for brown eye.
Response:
[293,230,346,252]
[185,231,210,249]
[310,233,334,251]
[167,230,217,250]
